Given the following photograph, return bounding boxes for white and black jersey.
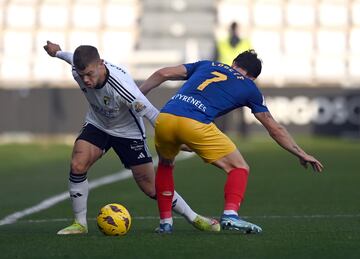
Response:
[56,51,159,140]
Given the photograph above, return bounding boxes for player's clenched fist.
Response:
[43,40,61,57]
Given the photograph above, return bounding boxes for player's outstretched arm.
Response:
[43,40,73,65]
[255,111,324,173]
[43,40,61,57]
[139,65,187,95]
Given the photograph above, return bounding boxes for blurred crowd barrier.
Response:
[0,0,359,88]
[242,88,360,137]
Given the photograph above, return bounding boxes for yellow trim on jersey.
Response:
[155,113,236,163]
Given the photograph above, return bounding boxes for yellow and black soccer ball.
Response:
[96,203,131,236]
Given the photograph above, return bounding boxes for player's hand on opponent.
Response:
[43,41,61,57]
[299,154,324,173]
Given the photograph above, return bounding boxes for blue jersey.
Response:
[161,61,269,124]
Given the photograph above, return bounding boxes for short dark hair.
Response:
[73,45,100,70]
[233,49,262,78]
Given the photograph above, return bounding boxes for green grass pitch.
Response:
[0,136,359,258]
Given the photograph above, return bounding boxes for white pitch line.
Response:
[13,213,360,225]
[0,152,195,226]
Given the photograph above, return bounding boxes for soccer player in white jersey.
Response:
[43,41,220,234]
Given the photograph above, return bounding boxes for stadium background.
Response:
[0,0,359,140]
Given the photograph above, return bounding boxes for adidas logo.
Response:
[70,192,83,198]
[172,199,178,208]
[137,152,146,159]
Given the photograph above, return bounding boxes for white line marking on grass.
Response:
[254,214,360,219]
[15,213,360,225]
[21,216,182,224]
[0,152,195,226]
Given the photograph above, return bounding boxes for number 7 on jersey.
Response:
[197,71,228,91]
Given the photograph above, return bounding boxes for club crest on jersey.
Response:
[133,101,146,112]
[103,96,111,106]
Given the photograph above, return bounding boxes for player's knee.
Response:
[143,187,156,199]
[159,157,175,166]
[239,163,250,172]
[71,159,90,174]
[225,162,249,173]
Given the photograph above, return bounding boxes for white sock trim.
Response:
[160,218,173,225]
[223,210,238,216]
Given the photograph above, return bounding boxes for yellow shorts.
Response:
[155,113,236,163]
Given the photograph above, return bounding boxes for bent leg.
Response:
[71,139,103,174]
[58,123,111,235]
[211,149,249,173]
[132,160,218,230]
[154,114,222,232]
[68,140,102,229]
[212,150,249,213]
[130,162,156,198]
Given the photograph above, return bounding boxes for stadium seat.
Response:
[352,1,360,26]
[256,53,284,86]
[315,55,346,83]
[142,0,215,11]
[350,28,360,55]
[1,58,31,81]
[105,1,139,29]
[217,0,250,27]
[68,31,99,52]
[141,12,215,37]
[348,56,360,80]
[284,29,313,55]
[132,50,182,65]
[319,1,347,28]
[286,1,315,27]
[33,57,68,81]
[137,37,214,60]
[35,31,67,53]
[251,29,281,54]
[137,0,216,72]
[283,56,313,83]
[6,2,36,29]
[72,3,101,29]
[253,1,282,28]
[317,30,346,56]
[3,30,33,58]
[39,1,69,29]
[102,30,135,65]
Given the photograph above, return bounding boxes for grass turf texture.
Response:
[0,136,359,258]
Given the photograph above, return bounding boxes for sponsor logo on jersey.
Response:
[133,101,146,113]
[171,94,207,112]
[130,140,144,151]
[90,104,120,118]
[103,96,111,106]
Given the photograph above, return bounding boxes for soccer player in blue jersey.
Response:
[140,49,324,234]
